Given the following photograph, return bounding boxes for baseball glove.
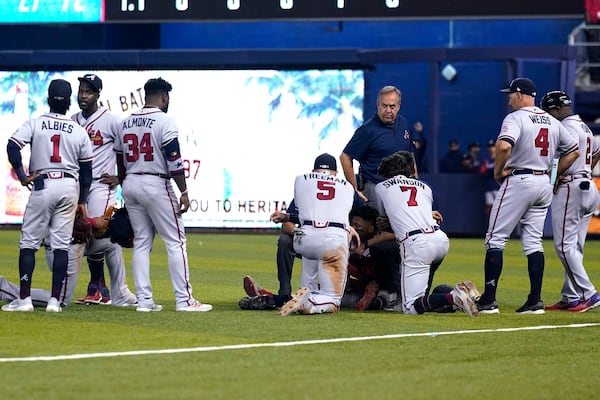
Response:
[72,213,93,245]
[108,207,134,248]
[92,205,115,238]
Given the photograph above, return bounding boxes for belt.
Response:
[40,171,75,179]
[303,220,346,229]
[130,172,170,179]
[407,226,440,237]
[511,169,547,176]
[561,172,592,184]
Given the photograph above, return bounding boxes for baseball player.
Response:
[2,79,93,313]
[540,90,600,312]
[477,78,579,315]
[65,74,137,307]
[114,77,212,312]
[374,151,480,316]
[272,153,358,316]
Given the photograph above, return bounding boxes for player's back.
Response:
[294,172,354,225]
[375,175,436,238]
[561,115,599,175]
[19,113,91,177]
[118,107,177,175]
[500,106,565,172]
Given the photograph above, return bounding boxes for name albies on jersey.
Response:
[498,106,578,171]
[294,172,354,226]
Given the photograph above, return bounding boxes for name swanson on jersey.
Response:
[382,177,426,189]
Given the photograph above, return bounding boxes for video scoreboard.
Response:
[1,0,584,24]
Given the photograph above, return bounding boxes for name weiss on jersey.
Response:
[382,177,425,189]
[122,117,155,129]
[529,115,551,125]
[41,120,73,133]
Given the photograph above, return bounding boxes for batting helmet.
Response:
[540,90,572,111]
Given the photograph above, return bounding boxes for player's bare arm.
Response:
[432,210,443,224]
[556,150,580,177]
[340,152,368,203]
[592,151,600,169]
[270,211,289,223]
[493,140,512,183]
[172,174,189,214]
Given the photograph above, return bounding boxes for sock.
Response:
[87,254,105,285]
[18,248,36,299]
[527,251,544,304]
[414,294,451,314]
[51,249,68,299]
[482,248,503,304]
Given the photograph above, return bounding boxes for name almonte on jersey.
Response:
[41,119,74,134]
[122,115,156,130]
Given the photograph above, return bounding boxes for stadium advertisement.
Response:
[0,69,364,228]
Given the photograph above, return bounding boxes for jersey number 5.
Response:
[534,128,549,156]
[316,181,335,200]
[123,132,155,162]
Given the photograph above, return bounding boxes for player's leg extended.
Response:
[148,182,197,308]
[481,178,532,304]
[309,237,349,313]
[519,180,552,305]
[122,182,156,307]
[102,241,136,306]
[399,238,432,314]
[57,243,84,306]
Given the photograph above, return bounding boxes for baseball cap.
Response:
[78,74,103,92]
[500,78,537,97]
[313,153,337,171]
[48,79,72,100]
[540,90,572,111]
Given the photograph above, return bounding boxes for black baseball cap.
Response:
[78,74,103,93]
[48,79,72,100]
[540,90,572,111]
[500,78,537,97]
[313,153,337,171]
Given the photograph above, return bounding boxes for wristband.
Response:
[181,189,188,195]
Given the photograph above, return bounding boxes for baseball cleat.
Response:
[243,275,273,297]
[459,280,481,302]
[136,303,163,312]
[477,300,500,314]
[515,301,545,314]
[356,281,379,311]
[451,283,478,317]
[567,292,600,313]
[279,287,310,316]
[545,299,579,311]
[45,297,62,313]
[239,295,277,310]
[1,296,34,312]
[176,301,213,312]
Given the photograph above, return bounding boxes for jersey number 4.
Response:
[123,133,155,162]
[534,128,549,156]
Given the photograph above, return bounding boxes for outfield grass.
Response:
[1,230,599,399]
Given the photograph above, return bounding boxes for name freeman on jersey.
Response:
[382,177,425,189]
[302,173,348,185]
[41,120,73,134]
[529,115,551,125]
[122,116,155,130]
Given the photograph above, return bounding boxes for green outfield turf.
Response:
[0,230,599,399]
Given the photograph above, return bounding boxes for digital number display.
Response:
[105,0,582,22]
[0,0,103,23]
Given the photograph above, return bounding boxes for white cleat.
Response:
[452,283,479,317]
[45,297,62,313]
[136,303,163,312]
[177,301,213,312]
[2,296,34,312]
[279,287,310,316]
